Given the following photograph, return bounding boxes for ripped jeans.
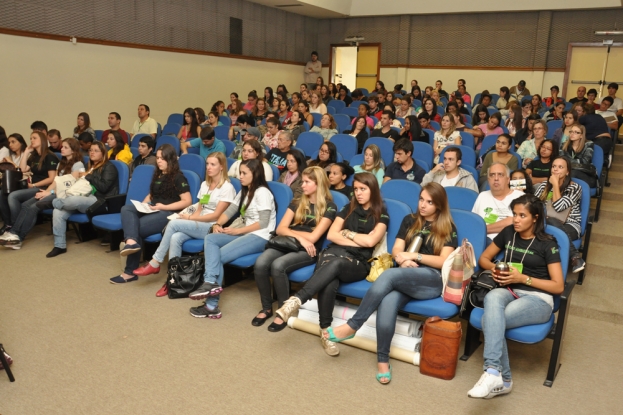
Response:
[295,246,369,329]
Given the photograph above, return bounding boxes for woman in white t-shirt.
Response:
[187,159,277,319]
[3,133,27,166]
[228,140,273,181]
[433,114,462,164]
[134,152,237,296]
[309,92,328,115]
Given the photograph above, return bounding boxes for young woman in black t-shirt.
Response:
[276,172,388,356]
[468,194,563,399]
[111,144,192,284]
[253,166,337,332]
[526,139,557,184]
[328,162,354,199]
[0,131,58,234]
[325,183,458,384]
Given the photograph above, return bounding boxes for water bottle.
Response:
[407,232,424,253]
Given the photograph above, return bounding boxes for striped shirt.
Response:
[534,181,582,235]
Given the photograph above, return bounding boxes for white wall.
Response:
[379,67,565,99]
[0,33,306,139]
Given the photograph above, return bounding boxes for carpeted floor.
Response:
[1,145,622,414]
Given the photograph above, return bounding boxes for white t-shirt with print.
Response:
[197,181,237,216]
[234,186,276,240]
[472,189,523,239]
[440,174,460,187]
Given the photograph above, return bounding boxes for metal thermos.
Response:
[407,233,424,253]
[494,262,510,275]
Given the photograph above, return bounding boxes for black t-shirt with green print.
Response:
[288,201,338,250]
[332,205,390,263]
[493,225,561,294]
[396,216,458,266]
[28,153,59,188]
[151,172,190,206]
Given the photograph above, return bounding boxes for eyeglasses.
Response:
[569,130,582,134]
[319,149,329,154]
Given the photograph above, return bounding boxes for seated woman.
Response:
[72,112,96,141]
[395,96,416,119]
[471,104,490,126]
[0,131,57,235]
[354,144,384,187]
[433,114,462,164]
[468,112,503,150]
[111,144,192,284]
[544,101,565,122]
[177,107,202,142]
[307,142,337,172]
[277,84,290,99]
[510,169,534,194]
[262,118,284,150]
[278,150,306,199]
[416,98,441,123]
[496,87,511,116]
[2,133,26,166]
[344,116,369,153]
[504,104,522,138]
[253,166,337,331]
[251,98,268,125]
[244,90,258,112]
[559,124,595,187]
[229,99,245,125]
[324,183,458,383]
[531,94,543,114]
[297,101,314,128]
[309,92,327,115]
[106,131,133,166]
[328,162,354,199]
[277,99,292,125]
[283,110,305,144]
[479,134,519,189]
[526,139,557,185]
[467,194,563,399]
[269,97,280,113]
[0,138,85,249]
[226,93,238,112]
[552,111,578,148]
[535,156,585,274]
[514,114,540,149]
[187,159,276,319]
[321,85,333,105]
[134,152,236,296]
[194,107,207,126]
[337,86,353,107]
[275,172,388,356]
[310,114,338,141]
[517,120,547,168]
[47,141,119,258]
[228,139,273,181]
[204,111,223,128]
[399,115,426,144]
[0,128,8,161]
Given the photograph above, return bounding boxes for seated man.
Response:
[509,80,530,102]
[473,93,492,110]
[471,162,523,240]
[417,112,436,132]
[569,86,588,105]
[77,132,94,156]
[131,104,158,138]
[421,147,478,192]
[596,96,619,131]
[371,110,400,141]
[543,85,563,108]
[102,112,129,144]
[383,138,425,184]
[266,130,293,173]
[181,126,226,159]
[230,127,266,160]
[31,120,48,135]
[435,80,449,99]
[580,104,613,156]
[130,136,157,177]
[47,129,63,152]
[228,113,255,141]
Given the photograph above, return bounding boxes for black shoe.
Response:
[100,236,110,246]
[252,310,273,327]
[0,225,11,236]
[189,304,222,319]
[267,319,288,332]
[46,247,67,258]
[571,256,586,273]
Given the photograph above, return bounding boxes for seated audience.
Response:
[399,115,426,144]
[543,85,563,108]
[177,107,202,142]
[73,112,96,141]
[579,103,612,156]
[283,110,305,144]
[471,104,490,126]
[371,111,400,141]
[350,103,375,129]
[328,162,354,198]
[47,141,119,258]
[309,92,327,115]
[230,127,265,160]
[354,144,385,186]
[345,116,370,153]
[324,182,457,384]
[3,133,26,166]
[517,119,547,168]
[278,150,306,199]
[479,134,519,189]
[510,79,531,102]
[321,85,333,105]
[472,162,523,240]
[510,169,534,194]
[263,118,285,150]
[181,127,226,159]
[251,99,268,125]
[111,144,192,284]
[244,90,258,112]
[106,131,133,165]
[274,172,388,356]
[297,101,314,127]
[433,114,462,164]
[277,99,292,125]
[101,112,129,144]
[131,104,158,138]
[559,124,595,187]
[514,114,540,149]
[266,130,293,173]
[422,147,478,192]
[468,194,562,399]
[307,142,337,172]
[418,112,436,132]
[47,129,63,152]
[130,136,157,177]
[470,112,503,150]
[596,96,619,131]
[496,87,511,115]
[337,85,353,107]
[310,114,338,141]
[383,138,425,184]
[253,166,337,331]
[77,132,94,156]
[417,98,441,123]
[504,104,522,138]
[569,86,588,105]
[187,159,276,319]
[229,139,273,181]
[544,101,565,122]
[228,113,255,141]
[552,111,578,147]
[531,94,543,115]
[396,96,416,119]
[526,139,557,184]
[228,99,245,125]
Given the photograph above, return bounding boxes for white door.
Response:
[332,46,357,91]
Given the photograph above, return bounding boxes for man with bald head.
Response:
[570,86,588,105]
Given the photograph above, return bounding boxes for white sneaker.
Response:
[485,380,513,399]
[0,233,21,249]
[275,296,301,322]
[467,372,504,398]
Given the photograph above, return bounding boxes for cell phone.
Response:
[510,179,526,190]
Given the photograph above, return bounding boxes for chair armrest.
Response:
[561,279,576,303]
[105,194,127,214]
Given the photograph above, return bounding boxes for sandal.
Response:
[251,310,273,327]
[376,364,392,385]
[326,326,355,343]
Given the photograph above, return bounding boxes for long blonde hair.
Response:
[206,152,230,188]
[292,166,333,227]
[404,183,454,255]
[562,123,586,153]
[360,144,383,173]
[439,114,456,138]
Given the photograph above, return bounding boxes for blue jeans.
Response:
[346,266,443,363]
[10,194,55,240]
[482,288,553,380]
[52,195,98,248]
[203,233,267,309]
[152,219,214,263]
[120,204,171,275]
[0,187,39,225]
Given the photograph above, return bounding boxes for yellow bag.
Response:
[366,253,394,282]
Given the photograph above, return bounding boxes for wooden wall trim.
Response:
[380,64,566,72]
[0,27,306,67]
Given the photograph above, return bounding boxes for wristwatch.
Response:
[417,253,422,262]
[50,189,55,194]
[525,277,533,286]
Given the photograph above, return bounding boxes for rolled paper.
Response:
[287,317,421,365]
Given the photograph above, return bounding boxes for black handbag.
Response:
[166,255,205,299]
[265,235,303,253]
[461,270,499,312]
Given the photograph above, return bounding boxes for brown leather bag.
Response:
[419,316,462,380]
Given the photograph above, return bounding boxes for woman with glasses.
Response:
[517,120,547,168]
[559,124,595,187]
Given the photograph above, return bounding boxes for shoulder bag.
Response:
[265,235,304,253]
[544,199,571,223]
[442,239,477,305]
[53,174,77,199]
[166,255,205,299]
